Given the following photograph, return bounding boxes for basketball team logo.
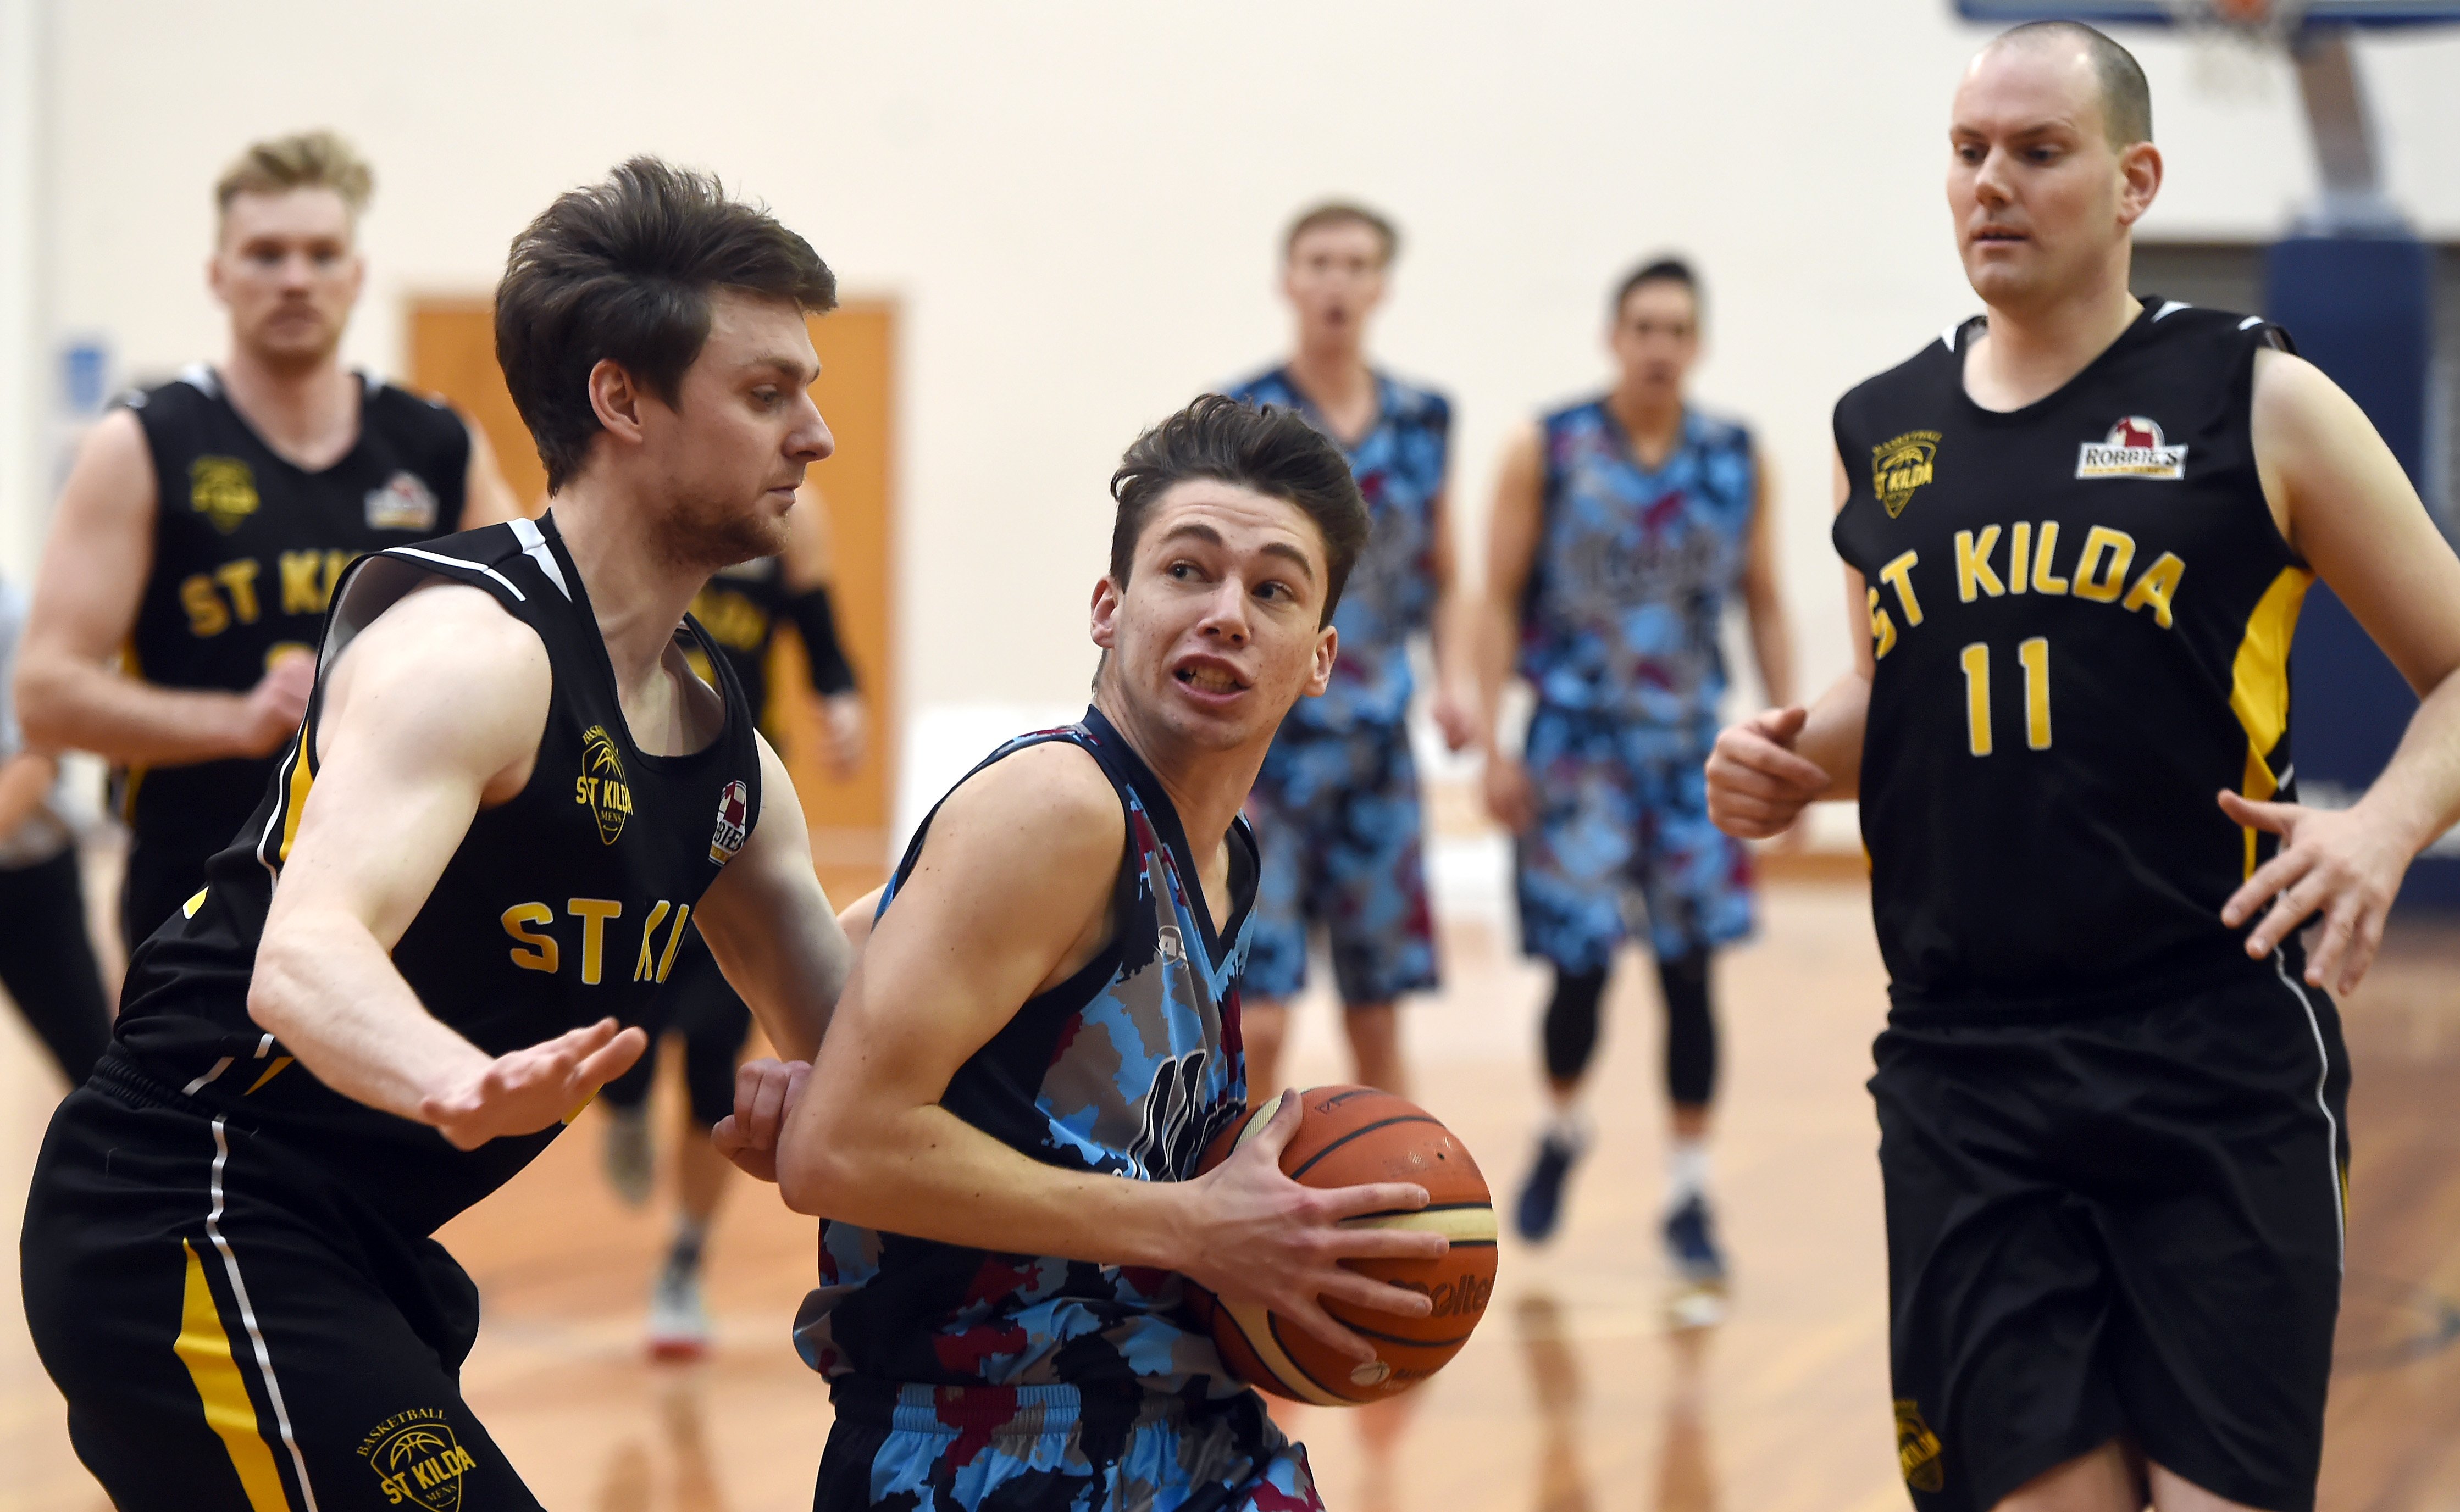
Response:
[577,725,631,844]
[1871,431,1941,518]
[358,1408,479,1511]
[364,469,440,531]
[1895,1399,1945,1493]
[188,455,259,533]
[2077,416,2188,480]
[708,777,750,864]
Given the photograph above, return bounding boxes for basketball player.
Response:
[601,482,867,1357]
[20,159,857,1512]
[1473,259,1793,1291]
[1223,201,1470,1098]
[1706,25,2460,1512]
[12,130,525,957]
[766,395,1449,1510]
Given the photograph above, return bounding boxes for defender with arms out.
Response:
[20,159,856,1512]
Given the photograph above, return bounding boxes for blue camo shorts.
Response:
[1240,721,1439,1005]
[813,1381,1320,1511]
[1515,705,1755,971]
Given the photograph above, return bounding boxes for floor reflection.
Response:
[598,1367,731,1512]
[1516,1290,1720,1512]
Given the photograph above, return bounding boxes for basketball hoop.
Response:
[2156,0,2313,99]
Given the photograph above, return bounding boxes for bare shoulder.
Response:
[928,739,1124,866]
[2250,346,2346,431]
[57,409,157,515]
[322,581,551,772]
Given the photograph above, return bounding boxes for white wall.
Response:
[23,1,2460,752]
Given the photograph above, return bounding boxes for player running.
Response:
[1707,24,2460,1512]
[20,159,857,1512]
[1475,258,1793,1303]
[1223,201,1470,1099]
[765,394,1448,1511]
[13,130,525,954]
[600,482,867,1357]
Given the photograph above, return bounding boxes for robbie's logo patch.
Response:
[189,455,260,533]
[2077,416,2187,480]
[707,778,750,864]
[365,470,440,532]
[577,725,631,845]
[1895,1399,1945,1493]
[1872,431,1941,518]
[357,1408,478,1511]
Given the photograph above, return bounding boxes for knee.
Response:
[1542,965,1610,1083]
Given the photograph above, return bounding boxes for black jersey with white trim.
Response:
[109,512,763,1236]
[119,365,473,850]
[1832,299,2309,1015]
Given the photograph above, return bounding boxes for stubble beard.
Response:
[648,487,789,577]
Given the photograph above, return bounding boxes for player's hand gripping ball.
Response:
[1190,1085,1497,1404]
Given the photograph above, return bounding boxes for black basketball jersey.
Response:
[1832,299,2308,1014]
[109,512,763,1236]
[120,365,473,850]
[685,555,788,718]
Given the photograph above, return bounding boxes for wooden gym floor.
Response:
[1,875,2455,1511]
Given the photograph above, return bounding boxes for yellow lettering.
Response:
[2121,552,2184,629]
[214,559,262,624]
[1878,550,1924,626]
[2008,523,2032,595]
[575,775,594,806]
[1954,526,2004,602]
[1960,642,1992,756]
[568,898,623,985]
[278,551,324,614]
[655,903,694,983]
[501,903,558,974]
[1867,587,1897,660]
[2030,521,2069,595]
[634,900,673,982]
[2071,526,2135,603]
[2020,636,2052,749]
[180,574,229,637]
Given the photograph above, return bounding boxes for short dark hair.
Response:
[1108,396,1368,626]
[1612,255,1702,324]
[495,157,839,492]
[1994,20,2152,147]
[1283,201,1400,268]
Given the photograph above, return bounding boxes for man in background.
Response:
[14,129,523,956]
[1476,258,1792,1316]
[1224,201,1472,1101]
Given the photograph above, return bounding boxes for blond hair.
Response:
[214,130,374,219]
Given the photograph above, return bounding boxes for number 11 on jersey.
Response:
[1960,638,2051,756]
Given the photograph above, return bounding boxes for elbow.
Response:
[244,932,310,1041]
[774,1118,859,1219]
[13,659,72,749]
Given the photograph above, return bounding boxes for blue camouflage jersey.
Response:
[1519,400,1758,729]
[794,705,1255,1394]
[1223,368,1450,732]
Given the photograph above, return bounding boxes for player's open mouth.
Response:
[1173,662,1249,695]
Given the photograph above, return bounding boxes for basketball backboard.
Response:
[1953,1,2460,23]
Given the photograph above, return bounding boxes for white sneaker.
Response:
[647,1262,710,1362]
[603,1105,652,1209]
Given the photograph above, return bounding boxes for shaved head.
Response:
[1986,20,2152,147]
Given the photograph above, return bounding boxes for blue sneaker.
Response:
[1663,1194,1728,1288]
[1514,1129,1585,1243]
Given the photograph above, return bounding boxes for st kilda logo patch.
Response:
[707,779,750,864]
[2077,416,2187,481]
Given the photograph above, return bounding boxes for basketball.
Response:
[1189,1085,1498,1405]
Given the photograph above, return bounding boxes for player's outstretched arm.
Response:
[2219,350,2460,991]
[773,740,1445,1361]
[15,410,314,764]
[248,581,645,1147]
[692,731,851,1066]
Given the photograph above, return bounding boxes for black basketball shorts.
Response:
[21,1061,546,1511]
[1871,958,2348,1512]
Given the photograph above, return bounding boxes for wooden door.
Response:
[406,298,897,904]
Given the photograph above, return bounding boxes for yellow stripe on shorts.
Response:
[172,1239,292,1510]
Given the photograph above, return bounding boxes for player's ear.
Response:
[588,359,647,446]
[1306,623,1338,697]
[1089,575,1124,652]
[2117,141,2163,229]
